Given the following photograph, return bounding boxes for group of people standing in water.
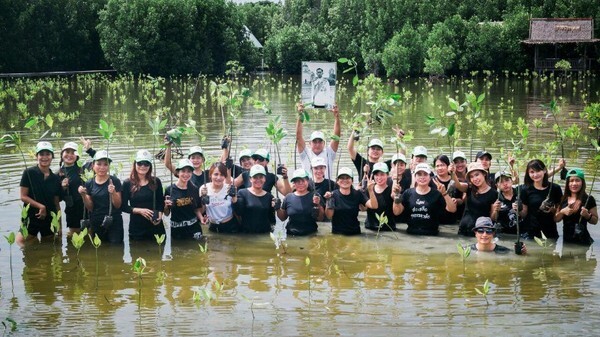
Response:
[16,103,598,254]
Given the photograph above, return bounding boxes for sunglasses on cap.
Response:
[475,228,495,234]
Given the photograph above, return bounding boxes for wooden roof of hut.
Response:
[522,18,599,44]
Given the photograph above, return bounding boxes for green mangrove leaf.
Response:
[338,57,349,63]
[24,117,38,129]
[4,232,15,245]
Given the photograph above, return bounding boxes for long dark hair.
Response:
[559,176,588,207]
[129,161,156,195]
[524,159,549,187]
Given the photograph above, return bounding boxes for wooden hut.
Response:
[522,18,599,72]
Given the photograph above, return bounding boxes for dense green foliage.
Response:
[98,0,253,75]
[0,0,598,76]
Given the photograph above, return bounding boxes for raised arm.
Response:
[164,144,177,175]
[329,104,341,153]
[296,103,306,154]
[347,130,358,161]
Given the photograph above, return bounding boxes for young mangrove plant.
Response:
[4,232,16,287]
[198,241,208,255]
[475,279,491,305]
[71,228,88,267]
[148,116,168,222]
[534,231,553,257]
[154,234,165,258]
[305,256,312,303]
[50,210,61,245]
[88,233,102,289]
[98,119,116,228]
[457,243,471,274]
[269,231,287,254]
[132,257,147,306]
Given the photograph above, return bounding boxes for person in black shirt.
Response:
[554,168,598,245]
[122,150,165,241]
[17,141,61,245]
[519,159,563,240]
[455,162,499,236]
[233,164,276,233]
[324,167,377,235]
[164,159,203,240]
[469,217,525,254]
[78,150,124,244]
[392,163,456,235]
[165,144,210,188]
[277,168,323,236]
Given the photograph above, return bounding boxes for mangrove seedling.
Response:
[338,57,359,87]
[50,210,61,245]
[98,119,116,228]
[457,243,471,274]
[198,241,208,254]
[1,317,17,334]
[375,212,398,239]
[475,279,491,305]
[154,234,165,258]
[4,232,16,285]
[71,228,88,267]
[534,231,553,256]
[305,256,312,302]
[270,231,287,254]
[88,233,102,289]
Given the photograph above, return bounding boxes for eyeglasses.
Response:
[475,228,495,234]
[136,161,151,167]
[254,157,265,162]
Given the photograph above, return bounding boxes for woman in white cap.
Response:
[324,167,377,235]
[392,163,456,235]
[234,148,291,196]
[58,141,90,235]
[310,156,338,202]
[455,162,498,236]
[121,150,165,241]
[164,143,210,188]
[78,150,124,244]
[163,159,203,240]
[233,164,276,233]
[365,162,396,231]
[199,162,240,233]
[17,141,62,245]
[554,168,598,245]
[277,168,323,236]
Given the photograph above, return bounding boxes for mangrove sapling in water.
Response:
[71,228,88,268]
[4,232,16,289]
[198,241,208,254]
[475,279,491,306]
[88,233,101,289]
[305,256,312,304]
[132,257,146,307]
[50,210,61,246]
[98,119,116,228]
[375,212,398,239]
[456,243,471,275]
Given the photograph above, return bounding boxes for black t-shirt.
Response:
[234,189,274,233]
[496,187,522,234]
[20,165,61,218]
[521,183,563,239]
[351,153,392,180]
[122,178,165,239]
[165,181,201,223]
[458,187,498,236]
[59,165,84,203]
[435,176,461,224]
[191,170,210,188]
[365,184,396,231]
[282,192,318,235]
[84,175,123,224]
[330,188,368,235]
[401,188,446,235]
[560,195,596,245]
[469,243,510,254]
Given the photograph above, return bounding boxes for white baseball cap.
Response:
[311,156,327,168]
[414,163,431,174]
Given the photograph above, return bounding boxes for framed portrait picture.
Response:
[301,61,336,108]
